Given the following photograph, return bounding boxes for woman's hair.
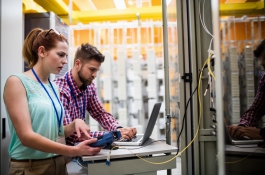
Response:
[74,43,105,64]
[253,39,265,58]
[22,28,68,68]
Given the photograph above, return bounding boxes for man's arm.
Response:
[87,85,119,132]
[239,74,265,126]
[87,84,137,140]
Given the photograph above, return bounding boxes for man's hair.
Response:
[74,43,105,63]
[253,40,265,58]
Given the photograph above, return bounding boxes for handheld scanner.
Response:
[89,130,121,147]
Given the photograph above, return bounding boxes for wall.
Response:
[1,0,23,174]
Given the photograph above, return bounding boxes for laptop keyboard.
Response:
[231,136,251,141]
[131,136,142,142]
[119,136,143,142]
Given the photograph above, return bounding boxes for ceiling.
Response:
[61,0,160,11]
[220,0,260,3]
[23,0,165,24]
[22,0,265,24]
[220,0,265,16]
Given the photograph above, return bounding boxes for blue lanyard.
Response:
[31,68,63,133]
[66,72,87,119]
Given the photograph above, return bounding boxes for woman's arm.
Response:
[64,119,91,138]
[4,76,100,157]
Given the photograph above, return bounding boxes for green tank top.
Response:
[6,74,65,160]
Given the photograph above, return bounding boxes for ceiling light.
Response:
[136,0,142,7]
[241,15,247,20]
[128,0,134,5]
[114,0,127,9]
[128,0,133,5]
[166,0,172,6]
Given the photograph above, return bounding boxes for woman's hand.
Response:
[74,138,102,156]
[73,119,91,139]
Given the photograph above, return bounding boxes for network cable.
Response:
[207,55,215,80]
[220,145,265,164]
[175,85,198,156]
[199,0,214,38]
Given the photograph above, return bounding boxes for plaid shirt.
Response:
[54,70,120,145]
[239,73,265,126]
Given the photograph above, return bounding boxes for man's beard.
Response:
[77,69,92,86]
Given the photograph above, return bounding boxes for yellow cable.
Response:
[207,55,216,80]
[107,55,213,165]
[224,145,264,164]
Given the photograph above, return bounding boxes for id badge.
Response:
[56,133,66,145]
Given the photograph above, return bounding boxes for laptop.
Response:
[224,120,263,145]
[114,102,162,146]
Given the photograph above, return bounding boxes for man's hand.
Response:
[227,125,245,139]
[235,127,262,140]
[118,127,137,140]
[74,119,91,139]
[74,138,102,156]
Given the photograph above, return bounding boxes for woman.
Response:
[4,28,101,175]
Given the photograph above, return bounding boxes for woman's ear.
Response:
[37,46,45,58]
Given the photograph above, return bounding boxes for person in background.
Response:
[228,40,265,140]
[4,28,102,175]
[54,43,137,146]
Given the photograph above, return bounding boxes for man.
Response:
[228,40,265,140]
[55,43,136,145]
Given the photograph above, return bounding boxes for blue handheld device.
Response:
[89,130,121,147]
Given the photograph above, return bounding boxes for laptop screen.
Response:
[224,119,233,144]
[141,102,162,145]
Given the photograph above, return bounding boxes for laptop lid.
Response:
[224,120,233,144]
[140,102,162,145]
[114,102,162,146]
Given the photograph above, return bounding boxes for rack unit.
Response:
[229,47,240,124]
[244,46,255,109]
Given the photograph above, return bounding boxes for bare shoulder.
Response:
[4,76,26,100]
[5,70,32,88]
[5,75,23,87]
